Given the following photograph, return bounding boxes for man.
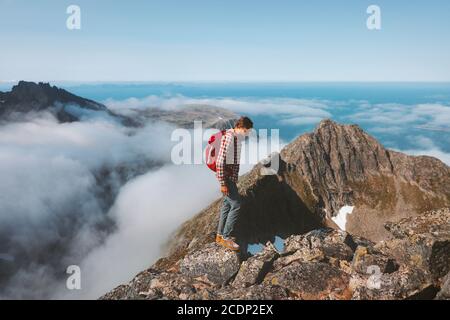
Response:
[215,116,253,251]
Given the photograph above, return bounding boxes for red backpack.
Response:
[205,129,226,172]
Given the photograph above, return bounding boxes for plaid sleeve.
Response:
[230,136,240,183]
[216,130,233,186]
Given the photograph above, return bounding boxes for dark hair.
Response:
[234,116,253,129]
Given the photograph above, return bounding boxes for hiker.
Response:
[215,116,253,251]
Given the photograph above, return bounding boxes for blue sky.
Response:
[1,0,449,81]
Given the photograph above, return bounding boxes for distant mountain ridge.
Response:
[0,81,140,126]
[127,103,239,129]
[0,81,239,129]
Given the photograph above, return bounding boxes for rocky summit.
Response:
[101,208,449,300]
[101,120,450,300]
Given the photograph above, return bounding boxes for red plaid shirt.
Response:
[216,129,242,186]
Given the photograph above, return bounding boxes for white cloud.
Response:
[382,134,450,166]
[278,116,326,126]
[405,149,450,166]
[396,136,450,166]
[104,95,332,119]
[412,103,450,128]
[0,114,179,299]
[58,164,220,299]
[347,102,450,130]
[0,115,174,170]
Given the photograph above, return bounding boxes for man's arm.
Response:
[216,131,233,187]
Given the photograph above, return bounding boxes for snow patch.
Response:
[332,205,354,231]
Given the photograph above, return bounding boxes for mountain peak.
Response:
[314,118,364,135]
[280,120,449,238]
[0,81,144,126]
[7,80,105,110]
[13,80,52,90]
[10,81,57,99]
[316,118,339,129]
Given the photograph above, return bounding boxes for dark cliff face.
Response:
[0,81,139,126]
[152,120,449,273]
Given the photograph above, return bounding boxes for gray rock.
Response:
[436,271,450,300]
[380,208,450,282]
[232,242,279,288]
[350,266,434,300]
[179,242,241,285]
[101,267,221,300]
[264,261,352,300]
[274,229,354,271]
[385,207,450,239]
[351,245,398,274]
[100,268,162,300]
[217,284,291,300]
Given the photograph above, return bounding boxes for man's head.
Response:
[233,116,253,136]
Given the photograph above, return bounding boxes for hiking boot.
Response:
[222,236,240,251]
[215,234,224,244]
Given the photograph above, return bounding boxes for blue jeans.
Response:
[217,179,241,238]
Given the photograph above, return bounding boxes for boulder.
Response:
[179,242,241,286]
[217,284,291,300]
[351,245,398,274]
[264,261,352,300]
[435,272,450,300]
[232,242,279,288]
[273,229,354,272]
[350,266,435,300]
[380,208,450,283]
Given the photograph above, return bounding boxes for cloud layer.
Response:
[0,112,178,298]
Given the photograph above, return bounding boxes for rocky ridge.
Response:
[102,120,450,300]
[102,208,449,300]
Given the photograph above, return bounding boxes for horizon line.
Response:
[2,80,450,85]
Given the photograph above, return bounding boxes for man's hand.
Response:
[221,185,229,196]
